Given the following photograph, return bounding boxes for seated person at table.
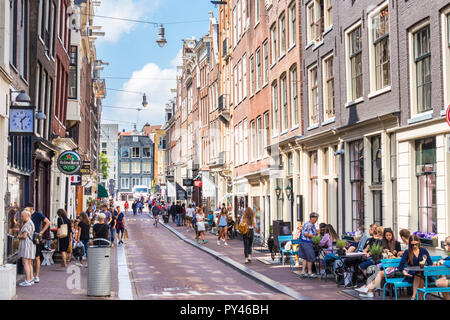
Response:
[347,224,377,253]
[434,236,450,300]
[298,212,319,278]
[292,224,303,267]
[356,229,411,297]
[358,226,384,277]
[382,228,401,258]
[321,224,339,271]
[398,235,433,300]
[319,223,327,237]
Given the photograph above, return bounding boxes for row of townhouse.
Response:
[0,0,106,295]
[164,0,450,250]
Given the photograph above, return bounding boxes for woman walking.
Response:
[109,207,117,247]
[241,207,257,264]
[18,209,36,286]
[195,207,208,244]
[57,209,72,268]
[124,200,129,215]
[186,204,194,232]
[217,207,229,246]
[116,206,126,245]
[76,212,90,266]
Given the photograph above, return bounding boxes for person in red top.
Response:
[124,201,129,215]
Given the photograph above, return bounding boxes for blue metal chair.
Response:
[277,235,294,266]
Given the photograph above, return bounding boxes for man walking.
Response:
[176,201,182,226]
[169,202,176,223]
[25,202,50,284]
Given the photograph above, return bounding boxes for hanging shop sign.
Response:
[70,174,81,186]
[194,180,202,188]
[183,178,194,186]
[446,105,450,127]
[57,150,82,175]
[80,164,91,175]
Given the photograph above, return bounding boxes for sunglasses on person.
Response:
[410,242,420,247]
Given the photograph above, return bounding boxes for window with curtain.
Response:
[250,55,255,95]
[416,138,436,234]
[350,140,364,231]
[121,147,130,158]
[132,162,140,174]
[257,116,262,158]
[142,162,151,174]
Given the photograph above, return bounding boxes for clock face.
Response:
[9,108,34,133]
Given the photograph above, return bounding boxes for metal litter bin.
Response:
[87,238,111,297]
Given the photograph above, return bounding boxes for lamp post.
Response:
[285,185,292,201]
[275,185,281,221]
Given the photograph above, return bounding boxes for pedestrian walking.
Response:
[175,201,182,226]
[240,207,257,264]
[93,213,109,246]
[109,208,117,247]
[76,212,90,266]
[17,209,36,287]
[169,202,176,223]
[152,203,161,227]
[181,203,186,226]
[217,207,229,246]
[25,201,50,284]
[186,204,194,232]
[132,200,137,216]
[195,208,207,244]
[116,206,126,245]
[124,200,129,215]
[56,209,72,268]
[137,201,143,215]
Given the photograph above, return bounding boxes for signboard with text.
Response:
[57,151,82,175]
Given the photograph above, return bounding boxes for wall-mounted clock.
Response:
[9,105,35,135]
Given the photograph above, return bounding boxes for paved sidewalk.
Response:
[14,247,119,300]
[160,217,354,300]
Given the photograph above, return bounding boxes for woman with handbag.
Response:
[57,209,72,267]
[17,209,36,286]
[240,207,256,264]
[195,208,207,244]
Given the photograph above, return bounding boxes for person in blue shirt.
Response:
[298,212,319,278]
[398,234,433,300]
[435,236,450,300]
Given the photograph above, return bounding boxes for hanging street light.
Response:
[142,93,148,107]
[156,24,167,48]
[275,186,281,200]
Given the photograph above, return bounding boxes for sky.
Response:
[95,0,217,131]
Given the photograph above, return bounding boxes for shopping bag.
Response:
[124,229,129,240]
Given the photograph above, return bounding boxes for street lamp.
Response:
[142,93,148,107]
[275,186,281,200]
[285,185,292,201]
[156,24,167,48]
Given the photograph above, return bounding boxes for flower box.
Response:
[418,237,438,247]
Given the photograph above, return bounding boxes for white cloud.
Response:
[94,0,161,43]
[103,53,180,128]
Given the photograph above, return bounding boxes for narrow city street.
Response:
[123,212,291,300]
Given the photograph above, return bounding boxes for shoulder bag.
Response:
[57,217,68,238]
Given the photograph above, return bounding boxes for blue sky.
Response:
[95,0,217,131]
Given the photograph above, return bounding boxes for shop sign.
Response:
[57,150,82,175]
[447,105,450,127]
[194,180,202,188]
[80,164,91,175]
[183,178,194,186]
[70,175,81,186]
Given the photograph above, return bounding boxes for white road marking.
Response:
[143,289,274,297]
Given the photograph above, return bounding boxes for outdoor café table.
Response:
[405,266,426,272]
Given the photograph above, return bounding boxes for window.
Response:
[288,152,293,176]
[280,75,288,131]
[234,124,239,165]
[20,0,28,79]
[143,147,151,158]
[256,48,261,90]
[132,147,140,158]
[373,191,383,226]
[237,1,242,38]
[271,81,278,134]
[325,0,332,29]
[121,147,130,158]
[255,0,260,25]
[10,0,17,67]
[142,162,151,174]
[121,178,129,189]
[101,142,107,149]
[242,0,247,30]
[131,177,140,187]
[323,54,335,119]
[279,14,286,57]
[413,25,432,113]
[251,120,256,160]
[238,60,242,102]
[263,41,268,84]
[416,138,436,234]
[347,25,363,101]
[132,162,140,174]
[239,122,244,164]
[323,148,329,176]
[309,65,319,125]
[371,136,382,185]
[233,7,237,47]
[310,151,318,213]
[307,2,315,43]
[142,178,151,187]
[315,0,324,42]
[250,55,255,95]
[264,112,269,156]
[370,5,390,91]
[257,116,262,158]
[443,12,450,107]
[243,55,247,99]
[290,66,298,126]
[270,24,277,64]
[68,46,77,99]
[243,119,248,163]
[234,66,238,105]
[288,3,296,47]
[121,162,130,174]
[350,140,364,231]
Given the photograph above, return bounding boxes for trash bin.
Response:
[163,214,169,223]
[87,238,111,297]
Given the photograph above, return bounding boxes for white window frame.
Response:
[243,54,247,99]
[255,0,260,26]
[263,41,268,84]
[322,53,335,121]
[270,24,277,65]
[243,118,248,163]
[288,2,296,48]
[234,66,238,105]
[250,55,255,95]
[345,21,363,105]
[279,13,286,57]
[308,64,319,126]
[306,1,315,45]
[142,162,151,174]
[251,120,256,161]
[121,178,129,189]
[131,162,140,174]
[237,0,242,38]
[263,112,269,157]
[442,9,450,109]
[290,65,299,127]
[272,81,279,135]
[233,7,237,47]
[324,0,333,30]
[121,162,130,174]
[280,74,288,131]
[368,1,391,96]
[238,60,242,103]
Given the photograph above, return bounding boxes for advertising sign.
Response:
[183,178,194,186]
[57,150,82,175]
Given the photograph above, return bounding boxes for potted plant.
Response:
[312,235,322,255]
[413,231,438,247]
[336,240,347,256]
[370,244,384,263]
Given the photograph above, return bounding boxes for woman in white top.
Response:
[18,209,36,286]
[186,204,195,233]
[241,207,257,264]
[195,208,208,244]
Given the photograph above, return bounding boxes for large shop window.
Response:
[415,138,436,234]
[350,140,364,231]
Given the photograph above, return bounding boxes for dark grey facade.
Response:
[118,134,154,193]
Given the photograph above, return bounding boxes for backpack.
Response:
[238,220,249,235]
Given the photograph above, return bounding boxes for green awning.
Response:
[97,184,108,198]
